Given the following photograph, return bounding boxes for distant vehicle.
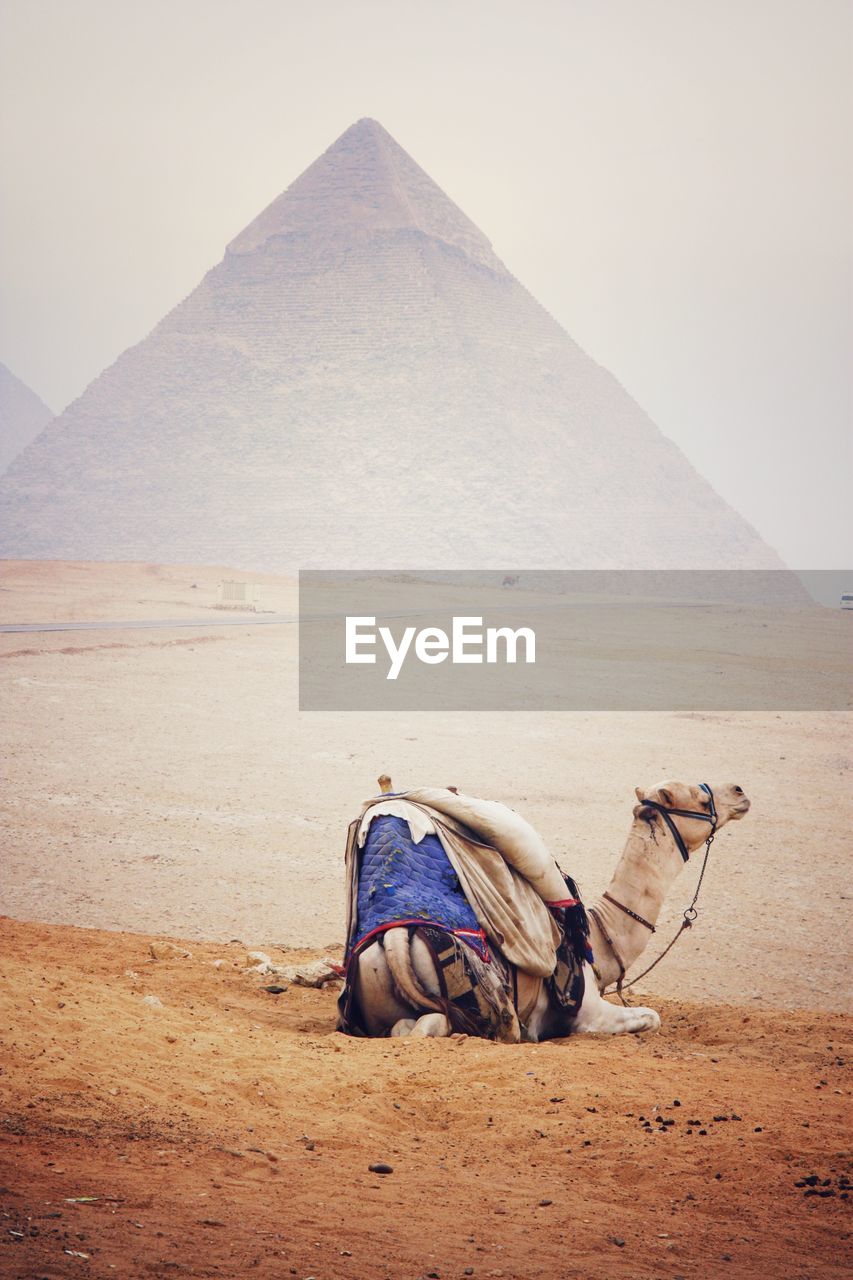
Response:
[842,594,853,610]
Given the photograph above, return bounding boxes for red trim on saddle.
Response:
[346,919,490,971]
[545,898,581,909]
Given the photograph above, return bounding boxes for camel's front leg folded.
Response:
[572,965,661,1035]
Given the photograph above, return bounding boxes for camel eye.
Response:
[733,786,743,795]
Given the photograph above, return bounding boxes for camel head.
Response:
[633,780,751,857]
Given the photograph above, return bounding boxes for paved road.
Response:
[0,602,565,635]
[0,615,298,634]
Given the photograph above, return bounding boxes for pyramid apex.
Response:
[324,116,398,153]
[226,119,507,273]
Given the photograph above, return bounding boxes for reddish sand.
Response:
[1,918,850,1280]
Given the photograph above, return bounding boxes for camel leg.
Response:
[572,964,661,1035]
[409,1013,451,1038]
[390,1018,417,1037]
[352,941,414,1036]
[405,937,451,1035]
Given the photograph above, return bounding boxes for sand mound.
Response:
[1,918,849,1279]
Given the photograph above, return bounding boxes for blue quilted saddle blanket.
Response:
[349,814,487,961]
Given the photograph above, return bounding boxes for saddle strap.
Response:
[514,970,543,1024]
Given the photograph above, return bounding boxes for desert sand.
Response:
[1,561,851,1278]
[0,918,850,1279]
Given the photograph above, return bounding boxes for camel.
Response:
[346,780,750,1041]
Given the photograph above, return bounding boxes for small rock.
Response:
[538,1199,552,1207]
[369,1162,393,1175]
[609,1236,625,1247]
[149,941,191,961]
[264,985,288,995]
[141,995,164,1008]
[281,958,342,988]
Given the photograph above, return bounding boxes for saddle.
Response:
[339,788,593,1036]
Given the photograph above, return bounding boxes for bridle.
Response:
[635,782,717,864]
[589,783,718,1004]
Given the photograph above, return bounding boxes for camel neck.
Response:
[588,821,684,986]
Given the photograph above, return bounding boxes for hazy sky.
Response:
[0,0,850,567]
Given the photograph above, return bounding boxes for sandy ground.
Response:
[0,561,851,1278]
[0,917,850,1280]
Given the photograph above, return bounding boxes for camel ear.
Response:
[658,787,674,807]
[634,786,646,802]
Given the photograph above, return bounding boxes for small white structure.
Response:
[219,580,260,610]
[842,593,853,611]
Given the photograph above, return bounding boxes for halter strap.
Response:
[602,890,655,932]
[639,782,717,862]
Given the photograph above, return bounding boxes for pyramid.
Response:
[0,119,782,570]
[0,362,53,476]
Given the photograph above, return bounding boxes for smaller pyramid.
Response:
[0,362,53,475]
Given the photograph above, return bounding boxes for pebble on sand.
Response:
[149,941,192,960]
